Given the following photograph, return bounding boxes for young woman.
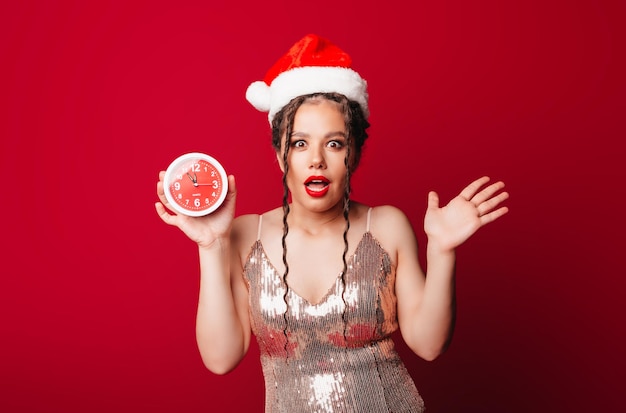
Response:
[155,34,509,412]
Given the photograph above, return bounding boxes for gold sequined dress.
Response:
[243,210,425,412]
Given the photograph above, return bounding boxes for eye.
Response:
[291,140,307,148]
[327,140,345,149]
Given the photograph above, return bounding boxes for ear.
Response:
[275,150,285,173]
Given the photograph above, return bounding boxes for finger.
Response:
[227,175,237,198]
[156,180,169,205]
[427,191,440,209]
[155,202,177,226]
[477,191,509,216]
[158,170,165,181]
[459,176,491,201]
[471,181,506,206]
[219,175,237,212]
[479,205,509,225]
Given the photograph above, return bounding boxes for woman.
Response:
[155,34,509,412]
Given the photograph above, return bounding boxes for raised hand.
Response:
[155,171,237,249]
[424,176,509,252]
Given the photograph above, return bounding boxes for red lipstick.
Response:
[304,176,330,197]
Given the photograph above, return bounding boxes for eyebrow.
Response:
[290,131,347,138]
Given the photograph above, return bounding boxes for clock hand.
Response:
[186,172,199,186]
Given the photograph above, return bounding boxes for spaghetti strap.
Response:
[366,207,372,232]
[256,214,263,241]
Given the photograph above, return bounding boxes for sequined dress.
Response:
[243,210,425,412]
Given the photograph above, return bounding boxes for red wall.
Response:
[1,1,624,412]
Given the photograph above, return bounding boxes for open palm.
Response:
[424,177,509,251]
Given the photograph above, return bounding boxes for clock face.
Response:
[163,153,228,217]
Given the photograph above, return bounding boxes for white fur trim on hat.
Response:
[245,81,271,112]
[246,66,369,124]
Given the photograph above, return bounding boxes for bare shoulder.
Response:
[231,207,283,255]
[231,214,260,258]
[369,205,413,231]
[257,206,285,228]
[232,213,259,234]
[368,205,418,257]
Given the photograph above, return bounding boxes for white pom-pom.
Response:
[245,81,271,112]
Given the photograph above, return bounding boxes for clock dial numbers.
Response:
[163,153,228,216]
[170,160,223,211]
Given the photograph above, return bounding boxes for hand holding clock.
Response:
[155,153,236,249]
[155,171,237,249]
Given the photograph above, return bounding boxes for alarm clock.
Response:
[163,152,228,217]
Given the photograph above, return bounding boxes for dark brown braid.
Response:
[338,97,354,341]
[271,93,370,353]
[273,99,299,355]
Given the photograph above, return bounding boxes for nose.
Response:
[309,145,326,169]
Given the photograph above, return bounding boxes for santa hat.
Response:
[245,34,369,124]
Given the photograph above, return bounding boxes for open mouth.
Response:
[304,176,330,197]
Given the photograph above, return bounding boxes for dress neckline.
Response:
[252,231,384,306]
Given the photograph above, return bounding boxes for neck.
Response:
[287,202,347,235]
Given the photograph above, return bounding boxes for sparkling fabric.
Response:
[243,226,425,413]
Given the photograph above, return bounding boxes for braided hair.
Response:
[270,93,370,353]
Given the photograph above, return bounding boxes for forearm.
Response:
[407,243,456,360]
[195,239,248,374]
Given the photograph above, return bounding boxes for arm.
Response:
[155,173,251,374]
[194,229,252,374]
[394,177,509,360]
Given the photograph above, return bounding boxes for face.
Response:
[276,99,350,212]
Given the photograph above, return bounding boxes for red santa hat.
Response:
[245,34,369,124]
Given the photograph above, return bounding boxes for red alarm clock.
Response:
[163,152,228,217]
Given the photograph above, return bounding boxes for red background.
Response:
[1,1,624,412]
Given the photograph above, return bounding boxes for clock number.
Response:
[212,191,217,197]
[211,170,216,177]
[212,180,218,189]
[193,163,201,172]
[194,198,200,207]
[174,182,181,190]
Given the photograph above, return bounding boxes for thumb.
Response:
[227,175,237,199]
[221,175,237,211]
[427,191,440,210]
